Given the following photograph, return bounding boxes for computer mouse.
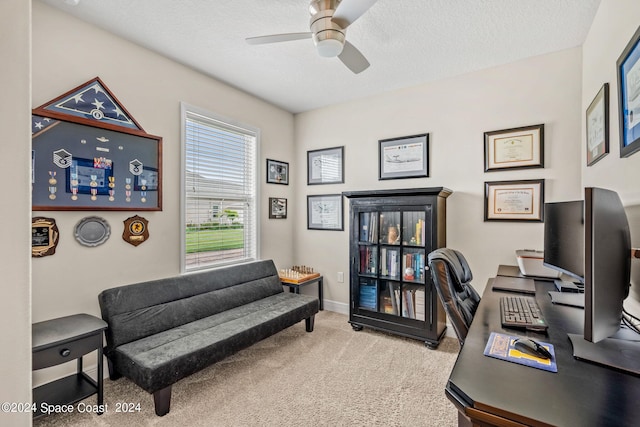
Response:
[513,338,552,360]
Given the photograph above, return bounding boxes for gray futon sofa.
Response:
[98,259,319,416]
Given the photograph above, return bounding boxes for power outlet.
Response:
[337,272,344,283]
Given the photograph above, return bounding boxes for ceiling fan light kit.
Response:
[246,0,379,73]
[311,8,346,57]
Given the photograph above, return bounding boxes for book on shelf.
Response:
[381,248,388,276]
[359,283,377,310]
[389,250,398,278]
[360,213,370,241]
[402,288,416,318]
[414,288,425,321]
[359,246,378,274]
[360,212,379,243]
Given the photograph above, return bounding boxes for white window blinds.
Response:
[182,105,258,271]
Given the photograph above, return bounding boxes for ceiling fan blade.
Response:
[338,40,370,74]
[332,0,379,28]
[246,32,312,45]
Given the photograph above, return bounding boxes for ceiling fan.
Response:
[246,0,379,74]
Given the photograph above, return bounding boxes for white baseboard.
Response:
[321,299,349,315]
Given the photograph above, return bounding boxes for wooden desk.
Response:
[446,279,640,427]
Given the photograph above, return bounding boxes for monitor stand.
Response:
[568,330,640,376]
[554,279,582,293]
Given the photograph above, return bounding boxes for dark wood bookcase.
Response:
[343,188,451,348]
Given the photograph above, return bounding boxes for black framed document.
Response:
[617,25,640,158]
[307,194,343,230]
[307,147,344,185]
[484,124,544,172]
[378,134,429,180]
[484,179,544,222]
[586,83,610,166]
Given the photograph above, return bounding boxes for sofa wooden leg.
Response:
[305,315,315,332]
[153,385,172,416]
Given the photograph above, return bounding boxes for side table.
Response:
[32,313,107,419]
[280,274,324,310]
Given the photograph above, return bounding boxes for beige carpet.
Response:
[34,311,460,426]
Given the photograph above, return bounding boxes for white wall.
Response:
[31,2,295,385]
[582,0,640,301]
[294,48,584,308]
[0,1,32,426]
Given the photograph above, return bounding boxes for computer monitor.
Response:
[567,187,640,376]
[583,187,632,342]
[543,200,584,283]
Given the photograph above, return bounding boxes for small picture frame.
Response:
[32,217,59,257]
[378,134,429,180]
[269,197,287,219]
[484,179,544,222]
[307,146,344,185]
[307,194,343,230]
[266,159,289,185]
[616,24,640,158]
[484,124,544,172]
[586,83,610,166]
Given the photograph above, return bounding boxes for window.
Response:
[181,103,259,272]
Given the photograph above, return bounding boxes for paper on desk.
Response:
[484,332,558,372]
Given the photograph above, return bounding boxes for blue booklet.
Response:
[484,332,558,372]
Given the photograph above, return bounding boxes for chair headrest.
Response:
[428,248,473,291]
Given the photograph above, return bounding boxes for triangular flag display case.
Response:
[32,77,162,211]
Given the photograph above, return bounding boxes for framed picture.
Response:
[378,133,429,180]
[307,146,344,185]
[307,194,343,230]
[269,197,287,219]
[266,159,289,185]
[617,24,640,158]
[484,124,544,172]
[484,179,545,222]
[586,83,610,166]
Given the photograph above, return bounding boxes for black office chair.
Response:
[427,248,480,346]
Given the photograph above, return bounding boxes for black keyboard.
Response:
[500,296,548,332]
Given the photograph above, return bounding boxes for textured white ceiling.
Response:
[38,0,602,113]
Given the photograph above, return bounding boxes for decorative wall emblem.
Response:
[122,215,149,247]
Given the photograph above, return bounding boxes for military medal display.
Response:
[31,77,162,211]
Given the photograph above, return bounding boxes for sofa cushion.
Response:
[111,292,318,393]
[99,260,285,350]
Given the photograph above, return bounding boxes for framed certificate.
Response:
[484,124,544,172]
[307,146,344,185]
[586,83,610,166]
[307,194,343,230]
[617,24,640,158]
[378,134,429,180]
[484,179,544,222]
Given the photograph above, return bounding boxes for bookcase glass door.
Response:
[355,208,431,318]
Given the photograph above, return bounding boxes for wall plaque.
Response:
[32,217,59,257]
[122,215,149,246]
